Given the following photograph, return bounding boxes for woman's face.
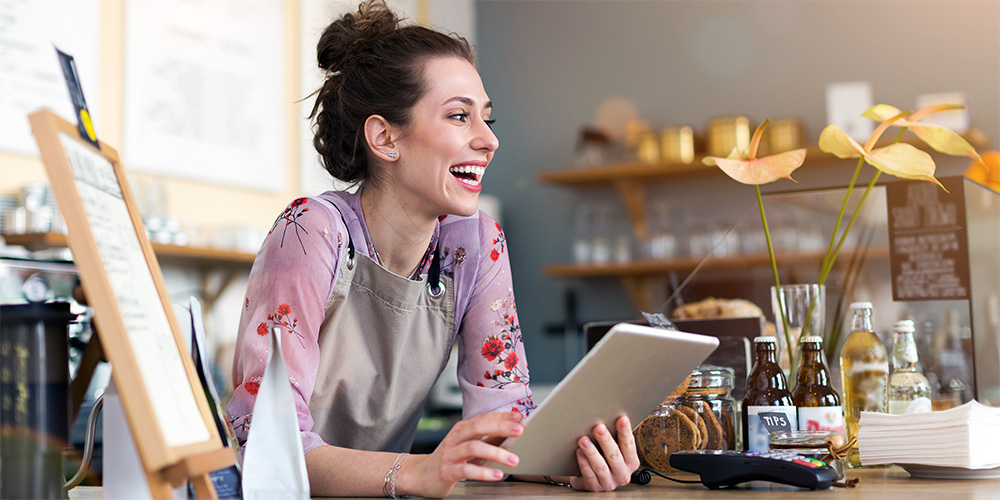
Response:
[391,56,499,218]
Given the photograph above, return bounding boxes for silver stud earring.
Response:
[386,151,397,158]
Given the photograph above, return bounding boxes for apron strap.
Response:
[313,194,356,268]
[427,244,444,298]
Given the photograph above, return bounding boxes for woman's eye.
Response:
[450,113,470,122]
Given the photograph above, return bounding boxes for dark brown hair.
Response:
[310,0,475,185]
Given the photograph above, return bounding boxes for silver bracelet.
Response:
[382,452,408,498]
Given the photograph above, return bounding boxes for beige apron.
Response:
[307,195,456,453]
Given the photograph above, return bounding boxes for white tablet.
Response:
[499,323,719,476]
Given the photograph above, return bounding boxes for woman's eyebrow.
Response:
[443,96,492,110]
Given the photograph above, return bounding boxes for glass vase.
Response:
[770,283,826,376]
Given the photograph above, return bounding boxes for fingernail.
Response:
[510,423,523,434]
[580,437,591,448]
[493,469,504,479]
[507,454,518,465]
[596,425,607,436]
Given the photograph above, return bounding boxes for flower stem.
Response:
[757,186,793,368]
[819,156,864,286]
[821,171,881,281]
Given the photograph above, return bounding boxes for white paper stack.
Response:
[858,401,1000,469]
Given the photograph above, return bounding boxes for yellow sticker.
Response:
[81,109,97,142]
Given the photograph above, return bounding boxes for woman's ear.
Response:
[364,115,399,162]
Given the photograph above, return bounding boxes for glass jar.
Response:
[770,430,846,480]
[633,365,738,472]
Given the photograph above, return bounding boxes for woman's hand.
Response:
[555,415,641,492]
[401,410,524,498]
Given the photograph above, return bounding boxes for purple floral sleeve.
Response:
[227,197,345,454]
[454,215,535,419]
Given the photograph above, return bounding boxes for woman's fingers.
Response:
[572,447,601,491]
[445,437,519,469]
[444,411,523,445]
[570,417,641,491]
[615,415,641,472]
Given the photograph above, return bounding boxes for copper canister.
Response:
[767,118,804,154]
[706,116,751,158]
[660,126,695,165]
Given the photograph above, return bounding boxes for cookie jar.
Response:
[633,365,738,472]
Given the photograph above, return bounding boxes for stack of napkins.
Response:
[858,401,1000,468]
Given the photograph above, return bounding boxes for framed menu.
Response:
[886,176,971,301]
[28,109,232,497]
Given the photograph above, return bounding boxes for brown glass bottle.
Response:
[791,336,844,440]
[742,337,796,451]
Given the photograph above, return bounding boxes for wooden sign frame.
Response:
[29,109,233,498]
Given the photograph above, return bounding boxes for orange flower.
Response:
[819,108,942,188]
[703,119,807,185]
[863,104,985,168]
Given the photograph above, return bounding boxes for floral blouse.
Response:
[227,191,535,454]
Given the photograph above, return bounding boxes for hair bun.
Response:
[317,0,400,73]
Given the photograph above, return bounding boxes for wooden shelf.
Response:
[2,232,256,312]
[539,129,989,240]
[539,129,990,187]
[2,232,256,268]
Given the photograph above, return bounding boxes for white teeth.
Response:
[449,165,486,178]
[457,177,480,187]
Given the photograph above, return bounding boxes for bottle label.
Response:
[797,406,845,440]
[889,397,932,414]
[746,405,797,452]
[847,361,889,375]
[893,341,918,364]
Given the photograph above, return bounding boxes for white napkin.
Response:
[241,326,310,499]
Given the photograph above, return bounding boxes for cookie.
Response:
[634,410,700,472]
[689,400,724,450]
[676,405,707,450]
[719,406,736,450]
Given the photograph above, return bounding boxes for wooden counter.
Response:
[68,466,999,499]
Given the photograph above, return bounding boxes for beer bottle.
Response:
[839,302,888,468]
[888,320,932,414]
[791,336,844,440]
[742,336,797,452]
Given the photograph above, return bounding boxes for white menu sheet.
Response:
[60,133,209,448]
[0,0,99,156]
[123,0,285,192]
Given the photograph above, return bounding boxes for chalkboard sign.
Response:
[886,176,971,301]
[29,109,232,498]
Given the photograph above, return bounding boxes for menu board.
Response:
[29,109,228,484]
[886,176,971,301]
[59,133,210,447]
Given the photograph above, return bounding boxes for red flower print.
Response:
[256,322,268,336]
[484,370,491,380]
[290,197,307,208]
[277,303,291,316]
[481,335,504,361]
[490,248,500,261]
[495,222,502,231]
[505,352,518,371]
[244,381,260,396]
[438,214,448,221]
[476,381,484,387]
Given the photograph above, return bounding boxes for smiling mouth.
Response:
[449,165,486,187]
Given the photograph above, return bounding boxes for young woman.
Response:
[227,2,639,497]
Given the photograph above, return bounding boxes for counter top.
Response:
[68,466,999,499]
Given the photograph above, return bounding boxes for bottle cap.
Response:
[893,319,915,333]
[753,336,777,343]
[799,336,824,344]
[850,301,873,310]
